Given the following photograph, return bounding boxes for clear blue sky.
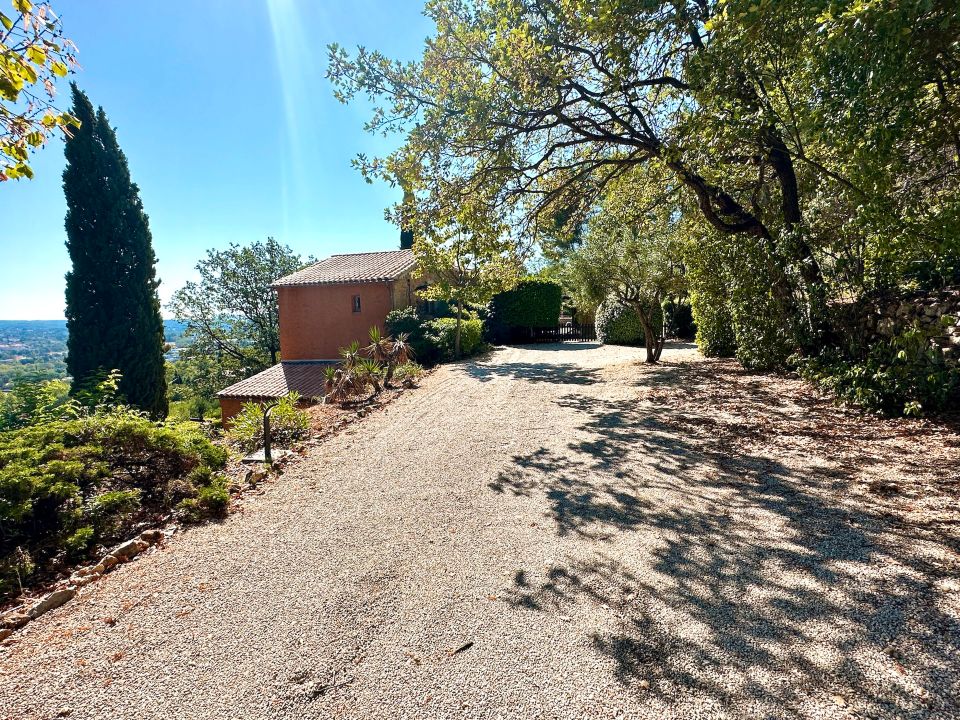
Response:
[0,0,432,320]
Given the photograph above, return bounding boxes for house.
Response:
[217,248,418,421]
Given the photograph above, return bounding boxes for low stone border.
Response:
[0,528,167,641]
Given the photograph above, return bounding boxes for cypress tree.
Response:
[63,84,168,418]
[400,188,414,250]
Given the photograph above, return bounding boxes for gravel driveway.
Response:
[1,343,958,720]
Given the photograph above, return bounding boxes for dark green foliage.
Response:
[795,325,960,417]
[0,408,227,599]
[595,299,643,346]
[487,280,563,341]
[385,307,485,364]
[685,238,736,359]
[62,85,168,418]
[386,307,441,366]
[662,299,695,340]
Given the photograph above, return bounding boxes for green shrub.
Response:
[386,308,485,363]
[690,289,736,357]
[177,476,230,521]
[0,378,71,431]
[386,307,441,366]
[595,299,643,345]
[0,408,228,599]
[392,361,424,383]
[424,317,484,359]
[795,323,960,416]
[487,280,563,341]
[169,396,220,421]
[225,392,310,453]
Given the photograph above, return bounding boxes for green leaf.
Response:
[0,11,13,30]
[13,0,31,13]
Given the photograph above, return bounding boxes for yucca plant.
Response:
[384,332,413,385]
[356,357,385,394]
[364,326,393,366]
[361,326,414,387]
[339,340,363,367]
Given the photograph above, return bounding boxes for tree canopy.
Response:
[1,0,78,181]
[328,0,960,358]
[169,237,310,378]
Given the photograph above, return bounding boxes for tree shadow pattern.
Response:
[492,355,960,719]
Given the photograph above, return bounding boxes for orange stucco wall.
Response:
[278,276,413,361]
[219,397,246,424]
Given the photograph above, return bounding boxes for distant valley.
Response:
[0,319,189,389]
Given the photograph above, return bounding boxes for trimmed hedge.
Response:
[690,289,736,357]
[487,279,562,342]
[596,299,643,345]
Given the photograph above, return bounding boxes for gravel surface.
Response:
[1,343,958,720]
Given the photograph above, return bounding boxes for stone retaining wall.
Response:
[863,287,960,362]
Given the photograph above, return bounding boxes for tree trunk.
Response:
[633,302,662,364]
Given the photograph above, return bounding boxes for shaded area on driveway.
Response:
[492,352,960,719]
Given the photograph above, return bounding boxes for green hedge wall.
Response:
[489,280,563,328]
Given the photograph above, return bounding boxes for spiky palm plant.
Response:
[364,326,393,366]
[339,340,363,367]
[357,357,384,394]
[384,332,413,386]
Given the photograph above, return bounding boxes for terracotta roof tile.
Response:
[218,362,332,399]
[272,249,415,287]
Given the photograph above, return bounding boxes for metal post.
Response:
[263,403,276,465]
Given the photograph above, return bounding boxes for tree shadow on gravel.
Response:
[465,361,601,385]
[493,358,960,719]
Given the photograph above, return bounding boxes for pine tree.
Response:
[63,84,168,418]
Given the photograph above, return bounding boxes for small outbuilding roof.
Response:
[272,249,416,287]
[218,361,332,399]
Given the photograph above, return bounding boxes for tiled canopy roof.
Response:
[218,361,332,399]
[272,249,415,287]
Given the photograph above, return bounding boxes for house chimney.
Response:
[400,188,414,250]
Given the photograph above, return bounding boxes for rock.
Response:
[638,679,650,690]
[831,695,847,707]
[69,571,101,588]
[111,539,149,561]
[139,529,164,544]
[0,628,12,641]
[1,612,30,630]
[26,588,76,620]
